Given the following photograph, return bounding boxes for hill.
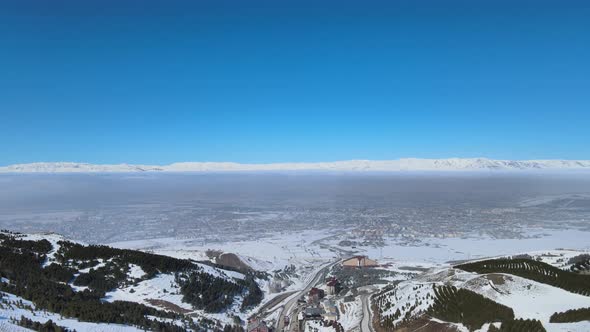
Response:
[372,250,590,332]
[0,231,266,332]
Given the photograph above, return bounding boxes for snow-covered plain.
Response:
[358,229,590,263]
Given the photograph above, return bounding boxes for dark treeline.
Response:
[0,234,52,254]
[16,316,74,332]
[43,263,76,283]
[57,241,196,277]
[488,318,546,332]
[0,233,252,331]
[175,272,263,312]
[456,258,590,296]
[0,236,184,330]
[72,259,130,293]
[428,285,514,331]
[240,276,263,310]
[550,307,590,323]
[176,271,243,312]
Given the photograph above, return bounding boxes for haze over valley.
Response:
[2,172,590,249]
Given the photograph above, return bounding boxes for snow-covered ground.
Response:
[337,297,362,331]
[104,273,193,312]
[377,281,436,325]
[106,226,590,331]
[109,229,340,298]
[110,229,338,271]
[356,229,590,264]
[0,231,267,329]
[379,249,590,332]
[461,273,590,331]
[524,249,587,270]
[5,228,590,332]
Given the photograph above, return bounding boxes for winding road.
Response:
[360,293,376,332]
[275,260,341,332]
[265,257,380,332]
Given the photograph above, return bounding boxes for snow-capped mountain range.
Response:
[1,158,590,173]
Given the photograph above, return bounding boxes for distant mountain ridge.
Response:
[2,158,590,173]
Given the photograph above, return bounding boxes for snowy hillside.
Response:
[2,158,590,173]
[373,250,590,332]
[0,231,266,332]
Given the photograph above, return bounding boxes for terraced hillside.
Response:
[428,285,515,330]
[456,258,590,296]
[372,252,590,332]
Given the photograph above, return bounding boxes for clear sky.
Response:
[1,0,589,165]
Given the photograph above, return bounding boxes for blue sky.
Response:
[1,0,589,165]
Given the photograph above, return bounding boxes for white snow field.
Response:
[359,229,590,263]
[461,273,590,331]
[337,297,363,331]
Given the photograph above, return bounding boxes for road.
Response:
[256,291,296,315]
[275,260,341,332]
[360,293,376,332]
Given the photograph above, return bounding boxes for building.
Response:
[303,307,323,320]
[342,256,378,268]
[321,300,339,322]
[326,277,339,295]
[308,287,325,304]
[247,318,270,332]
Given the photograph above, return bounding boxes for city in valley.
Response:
[1,170,589,331]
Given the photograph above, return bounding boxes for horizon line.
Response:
[2,158,590,173]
